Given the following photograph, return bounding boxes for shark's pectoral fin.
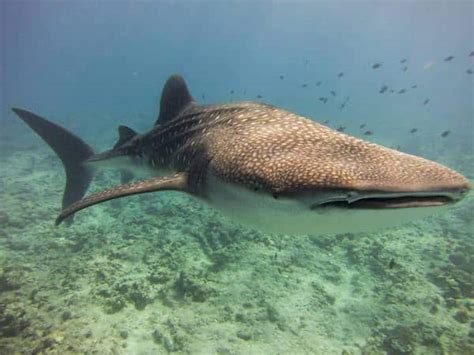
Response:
[55,173,189,225]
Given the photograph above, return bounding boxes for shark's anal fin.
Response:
[55,173,188,225]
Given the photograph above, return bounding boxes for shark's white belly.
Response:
[206,174,447,235]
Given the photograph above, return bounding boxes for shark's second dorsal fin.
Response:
[114,125,137,149]
[155,75,195,125]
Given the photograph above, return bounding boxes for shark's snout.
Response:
[316,150,470,209]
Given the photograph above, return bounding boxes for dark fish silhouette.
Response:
[390,89,395,93]
[402,66,408,72]
[441,130,451,137]
[280,75,284,80]
[469,51,474,57]
[256,94,263,99]
[379,85,388,94]
[330,91,337,97]
[338,72,344,78]
[201,94,206,99]
[318,97,328,103]
[360,124,366,129]
[400,59,407,64]
[467,69,473,75]
[339,96,350,110]
[422,99,430,106]
[316,81,322,87]
[372,63,382,69]
[444,55,454,62]
[364,130,373,136]
[398,89,406,94]
[301,84,308,88]
[410,128,418,134]
[230,90,234,94]
[411,84,417,89]
[304,59,309,66]
[323,119,329,124]
[336,126,346,132]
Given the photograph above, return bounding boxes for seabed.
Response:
[0,137,473,354]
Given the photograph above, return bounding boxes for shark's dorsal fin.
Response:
[114,125,137,149]
[155,75,195,125]
[55,173,189,225]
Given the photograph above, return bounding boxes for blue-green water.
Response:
[1,1,473,354]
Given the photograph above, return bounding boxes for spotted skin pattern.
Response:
[136,102,468,196]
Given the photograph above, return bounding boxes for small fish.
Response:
[467,69,473,75]
[444,55,454,62]
[390,89,395,93]
[323,119,329,124]
[469,51,474,57]
[230,90,234,94]
[339,96,350,110]
[316,81,322,87]
[379,85,388,94]
[318,97,328,103]
[360,124,366,129]
[256,94,263,99]
[304,59,309,66]
[410,128,418,134]
[338,72,344,78]
[398,89,406,94]
[422,99,430,106]
[279,75,284,80]
[372,63,382,69]
[330,91,337,97]
[243,90,247,95]
[402,66,408,72]
[364,130,373,136]
[336,126,346,132]
[411,84,418,89]
[301,84,308,88]
[423,60,436,70]
[201,94,206,99]
[400,58,407,64]
[441,130,450,138]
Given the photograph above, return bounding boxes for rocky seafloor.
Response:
[0,140,473,354]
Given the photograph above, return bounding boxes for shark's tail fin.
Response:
[12,108,94,214]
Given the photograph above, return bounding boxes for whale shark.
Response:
[12,75,470,234]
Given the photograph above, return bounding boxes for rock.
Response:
[163,336,175,351]
[61,311,73,321]
[453,308,469,323]
[152,327,163,343]
[119,330,128,339]
[237,330,252,341]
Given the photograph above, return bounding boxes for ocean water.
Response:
[1,1,473,354]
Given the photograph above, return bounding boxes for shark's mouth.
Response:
[311,190,467,210]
